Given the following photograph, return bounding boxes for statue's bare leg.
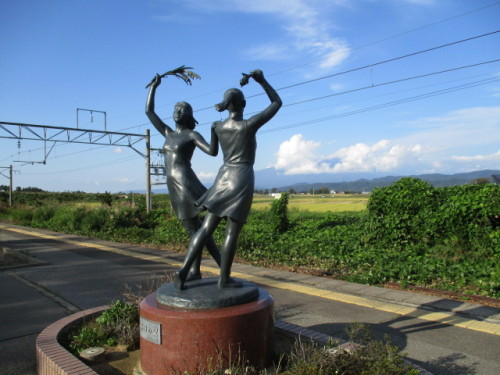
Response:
[175,213,221,290]
[183,217,222,281]
[218,218,243,289]
[182,218,202,281]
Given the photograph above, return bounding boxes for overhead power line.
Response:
[261,77,500,134]
[271,1,500,75]
[189,60,499,127]
[7,59,498,163]
[249,30,500,98]
[117,29,499,133]
[281,58,500,108]
[111,2,500,125]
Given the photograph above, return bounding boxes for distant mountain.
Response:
[254,169,500,193]
[254,168,386,189]
[123,169,499,195]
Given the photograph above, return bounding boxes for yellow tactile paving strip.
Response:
[2,224,498,336]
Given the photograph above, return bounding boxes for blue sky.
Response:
[1,0,499,192]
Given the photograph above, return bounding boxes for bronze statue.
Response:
[175,69,282,290]
[146,68,221,281]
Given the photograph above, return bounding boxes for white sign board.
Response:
[140,317,161,345]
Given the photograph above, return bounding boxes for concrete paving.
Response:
[1,223,499,375]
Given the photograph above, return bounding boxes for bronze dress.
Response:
[164,132,207,221]
[197,120,256,223]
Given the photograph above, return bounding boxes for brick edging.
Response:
[36,307,431,375]
[36,306,108,375]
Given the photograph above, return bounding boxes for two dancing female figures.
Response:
[146,68,282,291]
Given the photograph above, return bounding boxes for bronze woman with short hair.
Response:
[175,69,282,290]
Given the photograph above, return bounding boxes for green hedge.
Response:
[0,180,498,297]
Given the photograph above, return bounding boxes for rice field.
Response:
[252,194,369,212]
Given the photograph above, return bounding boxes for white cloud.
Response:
[114,147,123,154]
[198,171,216,181]
[399,107,500,151]
[490,86,500,98]
[274,106,500,175]
[274,134,425,174]
[275,134,323,174]
[112,177,134,184]
[189,0,351,70]
[329,83,344,92]
[329,140,424,173]
[451,150,500,162]
[244,44,291,61]
[447,150,500,171]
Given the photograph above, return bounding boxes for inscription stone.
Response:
[140,316,161,345]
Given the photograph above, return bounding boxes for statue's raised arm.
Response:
[241,69,282,131]
[145,74,173,137]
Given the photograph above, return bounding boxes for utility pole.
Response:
[9,165,12,207]
[0,165,14,207]
[145,129,152,212]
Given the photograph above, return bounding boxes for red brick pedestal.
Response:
[139,288,274,375]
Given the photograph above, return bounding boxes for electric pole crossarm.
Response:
[130,147,146,158]
[23,125,45,140]
[0,122,145,147]
[0,124,17,138]
[68,130,89,143]
[46,128,67,141]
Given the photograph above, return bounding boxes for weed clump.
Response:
[68,300,138,354]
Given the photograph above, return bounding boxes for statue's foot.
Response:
[174,272,185,291]
[218,277,243,289]
[186,271,202,282]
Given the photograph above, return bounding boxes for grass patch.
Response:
[252,194,368,212]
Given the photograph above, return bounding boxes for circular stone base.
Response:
[156,277,259,309]
[139,288,274,375]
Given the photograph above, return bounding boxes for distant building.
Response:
[271,192,282,199]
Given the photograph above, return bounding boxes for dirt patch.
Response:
[89,346,140,375]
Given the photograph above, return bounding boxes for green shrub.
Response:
[1,184,498,297]
[69,300,138,353]
[434,184,499,253]
[366,177,438,248]
[4,207,34,225]
[80,207,110,233]
[269,192,290,234]
[69,324,116,354]
[32,206,56,227]
[96,300,139,348]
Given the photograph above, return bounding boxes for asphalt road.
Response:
[1,223,498,375]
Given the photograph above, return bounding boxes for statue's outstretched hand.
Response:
[146,73,162,89]
[250,69,264,83]
[240,69,264,87]
[151,74,162,87]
